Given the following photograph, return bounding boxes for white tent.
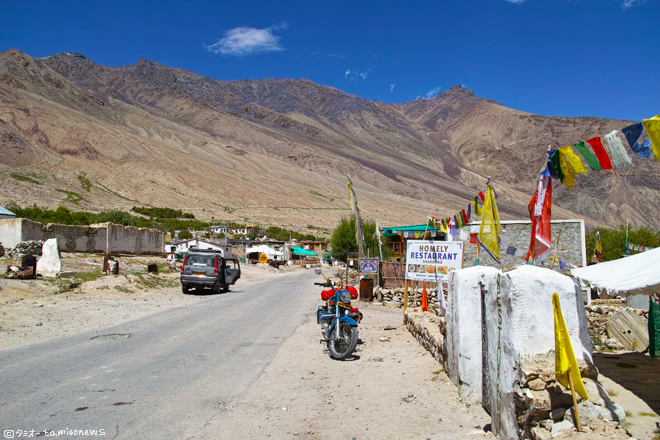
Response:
[571,247,660,298]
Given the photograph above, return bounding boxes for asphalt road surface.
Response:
[0,271,318,439]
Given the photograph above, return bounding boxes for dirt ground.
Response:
[1,255,659,439]
[0,253,295,350]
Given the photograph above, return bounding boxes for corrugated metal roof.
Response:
[0,206,16,216]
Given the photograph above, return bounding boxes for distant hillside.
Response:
[1,49,658,235]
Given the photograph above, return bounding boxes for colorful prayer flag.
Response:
[467,204,472,221]
[558,150,576,189]
[526,175,552,264]
[549,150,563,181]
[427,216,437,229]
[622,122,646,156]
[553,293,589,400]
[470,233,478,244]
[478,191,485,202]
[506,246,516,256]
[640,245,645,252]
[461,209,469,225]
[603,130,632,169]
[471,197,482,216]
[592,231,602,263]
[559,260,567,270]
[573,141,602,171]
[642,115,660,161]
[477,184,501,263]
[348,175,367,259]
[559,146,587,174]
[587,137,614,170]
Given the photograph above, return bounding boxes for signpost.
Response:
[359,260,378,273]
[403,240,464,321]
[404,240,464,283]
[259,254,268,264]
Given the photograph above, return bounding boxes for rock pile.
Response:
[7,241,44,259]
[332,267,360,285]
[375,286,442,309]
[516,355,628,439]
[586,300,648,350]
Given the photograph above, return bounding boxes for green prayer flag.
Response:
[550,151,566,183]
[573,141,602,171]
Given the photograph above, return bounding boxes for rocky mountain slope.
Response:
[1,49,658,234]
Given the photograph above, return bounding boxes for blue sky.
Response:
[1,0,657,121]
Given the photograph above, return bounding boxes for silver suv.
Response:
[180,249,241,294]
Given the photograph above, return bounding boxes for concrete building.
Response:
[0,218,164,255]
[173,238,232,258]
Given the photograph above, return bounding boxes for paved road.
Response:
[0,271,318,439]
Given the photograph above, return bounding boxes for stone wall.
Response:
[0,219,164,255]
[456,220,586,273]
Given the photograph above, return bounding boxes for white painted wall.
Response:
[483,266,593,440]
[447,266,500,405]
[175,239,232,257]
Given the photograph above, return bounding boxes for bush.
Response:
[330,215,390,262]
[178,230,193,240]
[586,225,660,262]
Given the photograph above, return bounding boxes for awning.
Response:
[571,247,660,297]
[382,224,443,237]
[291,246,318,256]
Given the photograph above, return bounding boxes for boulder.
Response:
[596,401,626,424]
[550,419,573,437]
[569,400,600,427]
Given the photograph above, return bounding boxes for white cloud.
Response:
[504,0,526,4]
[621,0,651,8]
[390,84,396,92]
[205,22,287,56]
[425,86,442,99]
[344,67,373,81]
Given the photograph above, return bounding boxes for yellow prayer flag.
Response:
[643,115,660,161]
[477,184,501,263]
[553,293,589,400]
[559,146,587,174]
[558,151,576,190]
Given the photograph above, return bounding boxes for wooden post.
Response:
[550,229,563,270]
[403,279,409,324]
[475,241,480,266]
[568,373,582,431]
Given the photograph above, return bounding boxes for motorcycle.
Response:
[314,268,363,360]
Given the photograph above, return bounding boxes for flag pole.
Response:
[568,373,582,431]
[403,279,409,325]
[424,200,437,238]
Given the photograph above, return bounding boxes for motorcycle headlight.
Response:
[340,291,352,304]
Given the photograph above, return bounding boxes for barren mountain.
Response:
[1,49,658,235]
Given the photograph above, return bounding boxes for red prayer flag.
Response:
[587,137,614,171]
[470,233,478,244]
[478,191,485,202]
[461,209,469,224]
[526,176,553,264]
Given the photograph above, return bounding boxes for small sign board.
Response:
[259,254,268,264]
[405,240,464,282]
[360,260,378,273]
[347,252,359,267]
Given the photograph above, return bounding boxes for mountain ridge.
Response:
[1,49,658,236]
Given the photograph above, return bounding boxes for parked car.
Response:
[180,249,241,294]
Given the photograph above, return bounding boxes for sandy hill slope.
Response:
[1,49,658,234]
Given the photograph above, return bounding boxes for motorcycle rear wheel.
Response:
[327,321,358,360]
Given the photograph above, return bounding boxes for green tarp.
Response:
[291,246,317,256]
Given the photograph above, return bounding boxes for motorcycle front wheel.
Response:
[327,321,358,360]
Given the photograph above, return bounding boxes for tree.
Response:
[330,215,390,262]
[178,230,193,240]
[585,225,660,262]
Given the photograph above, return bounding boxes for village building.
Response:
[0,206,17,220]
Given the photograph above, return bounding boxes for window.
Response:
[186,255,214,267]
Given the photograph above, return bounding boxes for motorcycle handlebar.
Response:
[314,282,329,286]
